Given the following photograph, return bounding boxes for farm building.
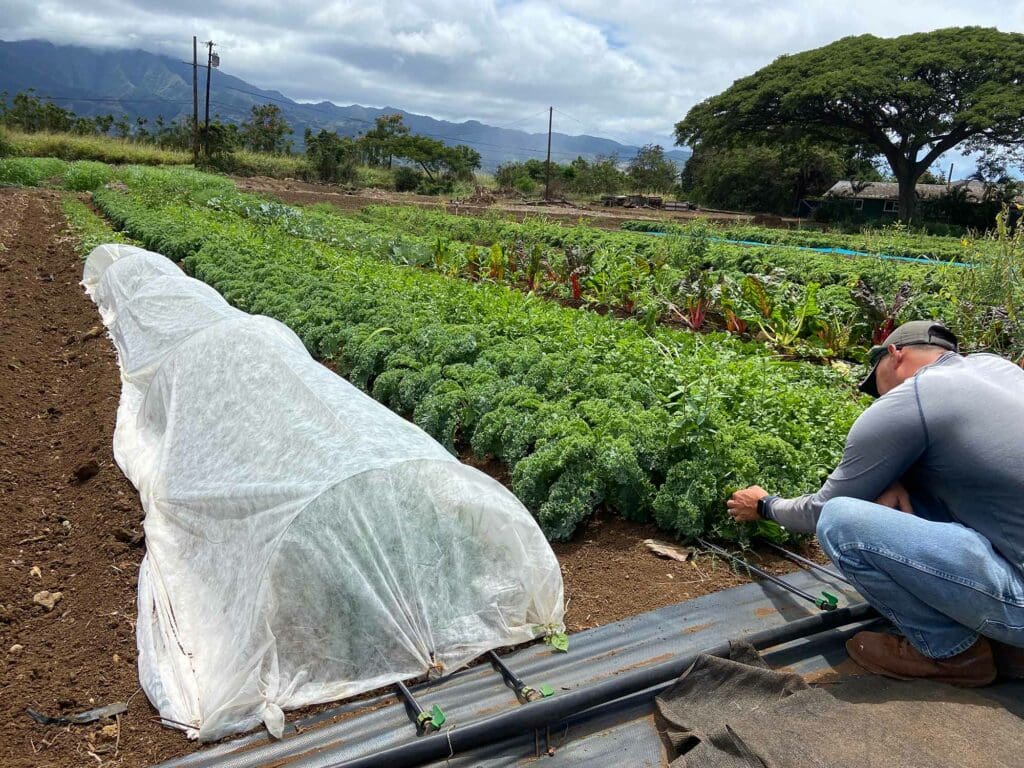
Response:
[798,179,1021,223]
[822,179,992,217]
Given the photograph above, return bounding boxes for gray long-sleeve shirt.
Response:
[765,352,1024,568]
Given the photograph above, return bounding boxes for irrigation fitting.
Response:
[697,538,839,611]
[488,651,554,704]
[394,680,446,735]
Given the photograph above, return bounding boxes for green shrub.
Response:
[394,166,423,192]
[514,175,537,196]
[417,177,455,196]
[303,129,359,184]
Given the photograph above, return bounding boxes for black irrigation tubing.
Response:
[763,541,850,584]
[323,601,879,768]
[697,538,838,611]
[488,651,529,702]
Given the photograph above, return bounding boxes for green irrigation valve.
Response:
[417,704,446,732]
[519,683,555,703]
[815,591,839,611]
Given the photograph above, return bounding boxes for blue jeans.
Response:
[817,496,1024,659]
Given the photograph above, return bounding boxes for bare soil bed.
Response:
[1,187,821,767]
[0,189,192,767]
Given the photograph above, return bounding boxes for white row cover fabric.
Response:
[83,244,565,741]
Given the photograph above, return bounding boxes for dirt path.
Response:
[0,187,824,765]
[0,189,191,767]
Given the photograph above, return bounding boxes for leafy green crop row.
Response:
[209,196,960,359]
[4,155,964,359]
[90,166,864,543]
[357,204,952,286]
[13,153,994,362]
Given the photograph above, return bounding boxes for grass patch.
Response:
[0,157,114,191]
[62,160,115,191]
[7,130,191,165]
[217,150,310,178]
[0,157,69,186]
[0,126,14,158]
[356,165,395,189]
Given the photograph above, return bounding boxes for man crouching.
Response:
[728,320,1024,686]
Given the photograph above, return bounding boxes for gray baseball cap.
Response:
[859,320,959,397]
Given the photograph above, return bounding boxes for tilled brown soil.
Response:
[1,187,822,766]
[0,189,192,767]
[553,513,827,632]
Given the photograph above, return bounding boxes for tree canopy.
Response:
[361,113,410,168]
[391,134,481,181]
[675,27,1024,221]
[241,104,293,154]
[681,141,881,215]
[627,144,678,193]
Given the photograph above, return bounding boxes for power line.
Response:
[553,107,640,150]
[11,94,195,105]
[430,107,550,146]
[494,108,552,131]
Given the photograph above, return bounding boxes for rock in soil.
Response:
[33,590,63,611]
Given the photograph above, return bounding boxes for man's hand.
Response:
[727,485,768,522]
[875,481,915,514]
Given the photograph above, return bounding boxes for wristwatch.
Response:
[757,496,770,520]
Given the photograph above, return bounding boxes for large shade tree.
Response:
[675,27,1024,222]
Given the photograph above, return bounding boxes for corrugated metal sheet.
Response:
[156,569,861,768]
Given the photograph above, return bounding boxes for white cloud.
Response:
[2,0,1022,162]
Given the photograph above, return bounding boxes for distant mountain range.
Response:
[0,39,690,172]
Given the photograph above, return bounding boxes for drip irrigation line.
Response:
[763,541,849,584]
[697,538,838,611]
[319,601,879,768]
[640,229,975,268]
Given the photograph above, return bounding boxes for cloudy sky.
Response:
[3,0,1024,160]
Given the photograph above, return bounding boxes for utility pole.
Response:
[544,106,553,201]
[192,36,199,164]
[202,40,215,131]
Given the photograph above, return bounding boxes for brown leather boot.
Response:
[846,631,997,687]
[992,640,1024,680]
